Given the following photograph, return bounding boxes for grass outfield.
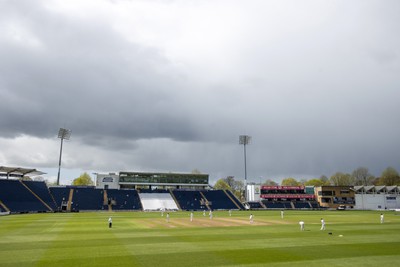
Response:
[0,210,399,267]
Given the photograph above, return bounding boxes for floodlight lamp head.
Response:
[58,128,71,140]
[239,135,251,145]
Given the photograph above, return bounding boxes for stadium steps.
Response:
[19,180,53,212]
[103,190,113,211]
[0,200,10,212]
[199,191,211,210]
[103,190,108,205]
[223,190,242,209]
[67,189,74,211]
[290,202,295,209]
[260,201,267,209]
[225,190,246,209]
[48,187,58,210]
[169,189,182,210]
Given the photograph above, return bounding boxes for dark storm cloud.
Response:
[0,1,197,144]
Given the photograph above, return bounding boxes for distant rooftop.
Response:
[0,166,46,178]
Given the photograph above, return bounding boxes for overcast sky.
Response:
[1,0,399,185]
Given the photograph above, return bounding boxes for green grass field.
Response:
[1,210,399,267]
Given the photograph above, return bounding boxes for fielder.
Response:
[320,218,325,230]
[299,220,305,231]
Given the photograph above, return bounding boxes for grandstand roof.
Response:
[0,166,46,178]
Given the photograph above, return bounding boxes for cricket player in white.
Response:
[166,213,170,223]
[190,212,193,222]
[299,220,305,231]
[380,213,384,224]
[281,210,284,219]
[249,214,254,224]
[320,218,325,230]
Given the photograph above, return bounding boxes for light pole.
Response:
[239,135,251,202]
[57,128,71,185]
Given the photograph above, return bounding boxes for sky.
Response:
[0,0,399,185]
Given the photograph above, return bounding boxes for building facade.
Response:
[96,171,209,190]
[314,186,355,209]
[354,186,400,210]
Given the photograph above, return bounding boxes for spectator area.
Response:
[248,201,264,209]
[22,180,57,210]
[71,187,104,211]
[107,189,142,210]
[0,179,50,213]
[171,190,207,211]
[49,187,71,210]
[202,190,240,210]
[1,178,324,213]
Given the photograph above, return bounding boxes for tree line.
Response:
[214,166,400,200]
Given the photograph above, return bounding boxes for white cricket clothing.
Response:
[299,221,305,231]
[320,219,326,230]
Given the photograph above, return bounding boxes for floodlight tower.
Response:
[239,135,251,201]
[57,128,71,185]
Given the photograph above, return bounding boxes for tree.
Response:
[223,176,236,189]
[215,176,245,201]
[262,179,278,186]
[33,176,44,182]
[72,172,94,186]
[352,167,375,186]
[298,178,308,186]
[320,175,329,184]
[45,180,58,186]
[329,172,354,186]
[213,179,231,190]
[20,176,32,181]
[281,177,300,186]
[233,180,244,200]
[377,167,400,186]
[304,179,326,187]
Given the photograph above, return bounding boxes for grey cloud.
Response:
[1,1,399,182]
[0,1,198,144]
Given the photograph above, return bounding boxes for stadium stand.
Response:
[248,201,263,209]
[293,202,311,209]
[259,186,317,210]
[49,187,71,211]
[224,190,246,209]
[172,190,207,211]
[309,201,320,209]
[262,200,286,209]
[202,190,239,210]
[139,192,179,211]
[106,189,142,210]
[71,187,104,211]
[2,179,246,212]
[21,181,57,210]
[0,179,50,213]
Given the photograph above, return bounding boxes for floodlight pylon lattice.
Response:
[239,135,251,202]
[57,128,71,185]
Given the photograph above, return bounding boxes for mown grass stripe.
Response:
[0,210,399,267]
